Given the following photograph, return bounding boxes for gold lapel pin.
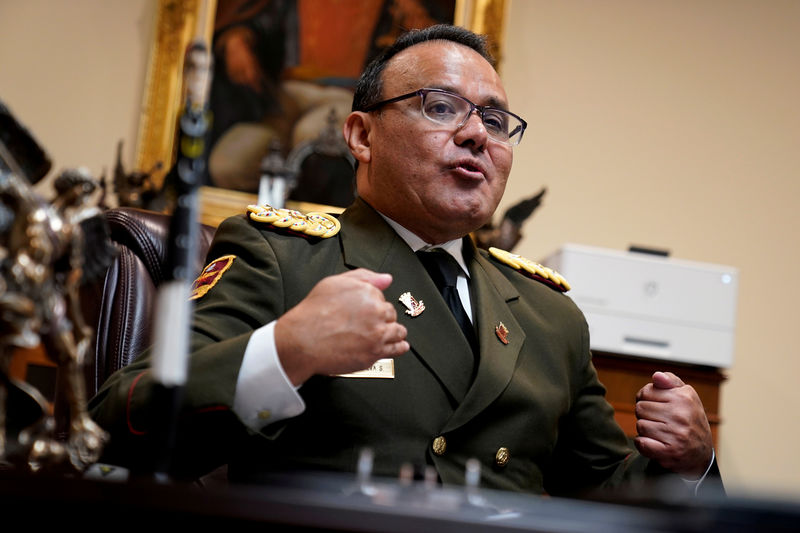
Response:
[495,322,510,345]
[399,292,425,317]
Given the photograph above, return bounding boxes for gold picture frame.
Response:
[135,0,508,227]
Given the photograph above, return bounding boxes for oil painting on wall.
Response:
[206,0,456,207]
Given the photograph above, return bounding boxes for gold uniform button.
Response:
[495,447,510,467]
[432,436,447,456]
[257,410,272,420]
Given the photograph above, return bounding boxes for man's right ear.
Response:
[343,111,372,164]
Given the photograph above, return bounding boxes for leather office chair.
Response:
[285,108,356,208]
[81,207,216,398]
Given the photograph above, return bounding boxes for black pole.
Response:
[148,41,212,481]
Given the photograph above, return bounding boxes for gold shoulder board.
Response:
[488,247,571,292]
[246,204,341,239]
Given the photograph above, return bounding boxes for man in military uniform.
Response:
[90,24,718,496]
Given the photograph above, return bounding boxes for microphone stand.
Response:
[148,41,212,481]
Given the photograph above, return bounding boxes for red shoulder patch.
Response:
[190,255,235,300]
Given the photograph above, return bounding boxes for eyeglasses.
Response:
[362,88,527,146]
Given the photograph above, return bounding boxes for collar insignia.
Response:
[398,292,425,317]
[495,322,510,345]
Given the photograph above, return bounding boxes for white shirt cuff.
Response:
[233,321,305,430]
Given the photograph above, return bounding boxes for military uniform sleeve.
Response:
[88,215,291,479]
[540,312,691,497]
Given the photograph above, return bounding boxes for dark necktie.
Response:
[416,250,479,373]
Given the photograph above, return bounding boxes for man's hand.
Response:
[634,371,714,478]
[275,268,409,386]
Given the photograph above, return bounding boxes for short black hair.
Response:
[351,24,494,112]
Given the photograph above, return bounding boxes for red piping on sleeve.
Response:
[126,370,149,436]
[195,405,230,414]
[125,371,231,435]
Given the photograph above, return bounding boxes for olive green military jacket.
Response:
[90,198,651,495]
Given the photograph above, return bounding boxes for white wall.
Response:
[0,0,154,192]
[502,0,800,497]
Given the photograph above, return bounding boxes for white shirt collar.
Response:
[380,214,470,278]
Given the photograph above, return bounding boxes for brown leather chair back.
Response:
[82,207,216,397]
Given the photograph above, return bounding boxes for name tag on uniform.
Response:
[336,359,395,379]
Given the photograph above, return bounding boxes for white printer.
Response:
[542,244,738,368]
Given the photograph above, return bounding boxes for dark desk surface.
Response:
[1,468,798,532]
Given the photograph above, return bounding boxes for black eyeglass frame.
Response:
[361,88,527,146]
